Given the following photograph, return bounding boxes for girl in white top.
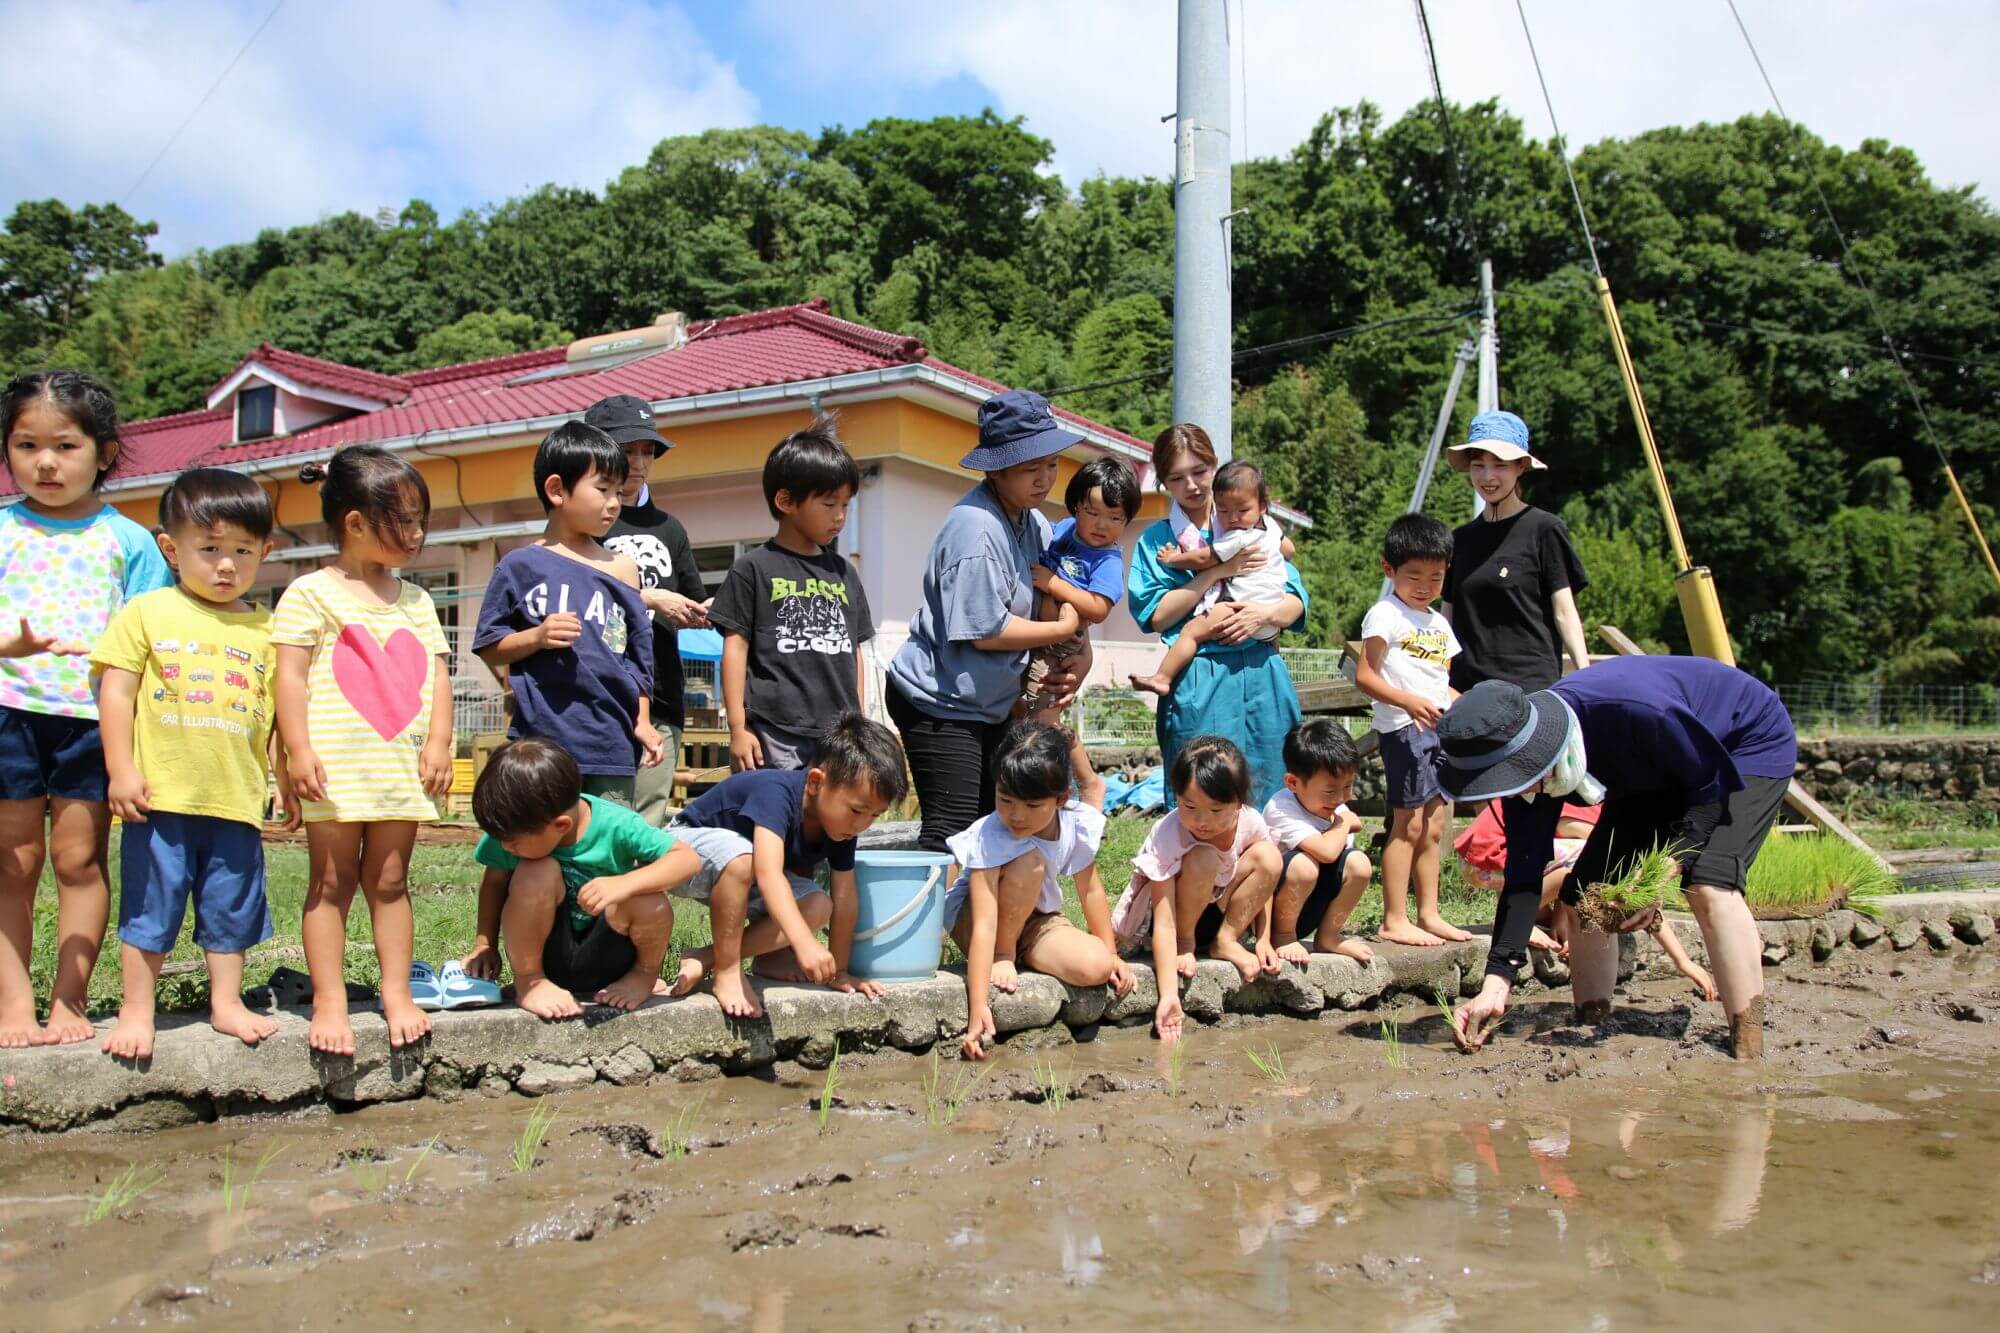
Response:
[946,722,1132,1059]
[1109,735,1283,1040]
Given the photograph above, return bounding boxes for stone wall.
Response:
[1790,735,2000,816]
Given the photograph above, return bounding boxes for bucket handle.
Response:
[852,864,944,942]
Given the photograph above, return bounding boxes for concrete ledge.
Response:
[4,890,1996,1133]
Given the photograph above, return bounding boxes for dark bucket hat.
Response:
[584,394,672,452]
[959,389,1085,471]
[1436,679,1572,802]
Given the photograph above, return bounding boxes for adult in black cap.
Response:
[1436,655,1797,1059]
[593,394,711,825]
[885,389,1091,853]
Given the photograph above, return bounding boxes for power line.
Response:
[1724,0,1999,591]
[1412,0,1482,267]
[1042,305,1477,400]
[124,0,287,204]
[1512,0,1601,278]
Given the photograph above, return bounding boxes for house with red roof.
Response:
[6,300,1305,729]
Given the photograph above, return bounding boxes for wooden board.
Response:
[1594,625,1891,872]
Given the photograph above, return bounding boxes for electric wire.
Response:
[124,1,287,204]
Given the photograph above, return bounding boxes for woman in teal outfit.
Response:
[1127,423,1308,805]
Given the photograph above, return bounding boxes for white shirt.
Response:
[943,801,1106,925]
[1360,594,1460,732]
[1262,788,1355,855]
[1197,515,1289,626]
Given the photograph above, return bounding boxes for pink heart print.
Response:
[331,625,429,741]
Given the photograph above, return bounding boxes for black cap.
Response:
[1435,679,1571,803]
[583,395,670,452]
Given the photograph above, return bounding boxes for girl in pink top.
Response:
[1109,736,1282,1039]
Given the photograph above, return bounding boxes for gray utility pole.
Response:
[1471,257,1499,516]
[1173,0,1233,460]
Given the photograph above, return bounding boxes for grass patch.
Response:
[1744,834,1894,919]
[511,1102,559,1174]
[1244,1040,1287,1088]
[83,1162,162,1224]
[920,1049,991,1128]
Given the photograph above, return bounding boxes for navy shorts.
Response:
[543,912,639,995]
[119,812,272,954]
[0,704,106,802]
[1378,723,1442,809]
[1280,846,1358,940]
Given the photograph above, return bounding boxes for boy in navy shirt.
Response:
[1020,456,1139,719]
[475,422,661,805]
[712,424,873,772]
[668,714,907,1018]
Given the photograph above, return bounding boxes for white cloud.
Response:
[745,0,1995,206]
[0,0,758,252]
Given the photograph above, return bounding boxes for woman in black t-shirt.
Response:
[1442,410,1590,693]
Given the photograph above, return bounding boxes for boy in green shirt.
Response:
[463,738,700,1018]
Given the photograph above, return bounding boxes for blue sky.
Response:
[1,1,1991,256]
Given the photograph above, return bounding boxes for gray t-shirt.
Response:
[887,482,1051,723]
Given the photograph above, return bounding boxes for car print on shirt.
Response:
[224,646,252,664]
[160,663,180,681]
[186,690,213,704]
[152,687,178,703]
[228,699,248,714]
[225,670,249,689]
[188,669,214,683]
[185,642,212,656]
[152,640,180,653]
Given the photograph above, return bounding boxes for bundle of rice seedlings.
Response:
[1575,840,1679,932]
[1743,834,1893,920]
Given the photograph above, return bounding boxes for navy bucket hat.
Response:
[960,389,1086,472]
[1448,409,1546,472]
[1435,679,1571,802]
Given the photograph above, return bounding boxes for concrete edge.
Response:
[3,890,1995,1134]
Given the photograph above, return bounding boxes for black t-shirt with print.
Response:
[708,541,873,735]
[1444,506,1589,693]
[604,499,706,727]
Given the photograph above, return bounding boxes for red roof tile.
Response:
[0,301,1140,498]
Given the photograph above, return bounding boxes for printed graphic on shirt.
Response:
[1393,624,1454,668]
[769,575,853,656]
[604,532,673,589]
[523,579,631,656]
[146,639,270,739]
[1056,552,1090,585]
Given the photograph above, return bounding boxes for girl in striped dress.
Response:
[274,447,453,1055]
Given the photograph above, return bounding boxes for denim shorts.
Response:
[1378,723,1443,809]
[0,704,106,802]
[118,811,272,954]
[665,823,823,918]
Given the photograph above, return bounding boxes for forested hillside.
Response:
[3,103,1995,684]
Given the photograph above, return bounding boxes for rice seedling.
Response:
[345,1155,388,1194]
[1577,839,1680,932]
[1245,1040,1287,1087]
[221,1140,284,1216]
[1166,1034,1189,1097]
[661,1097,705,1159]
[1380,1014,1406,1069]
[1031,1054,1069,1112]
[403,1133,441,1186]
[920,1048,992,1128]
[83,1162,162,1224]
[511,1102,559,1174]
[1432,985,1464,1043]
[1744,834,1894,919]
[817,1040,842,1134]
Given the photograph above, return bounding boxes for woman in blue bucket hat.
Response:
[885,390,1093,853]
[1444,409,1590,693]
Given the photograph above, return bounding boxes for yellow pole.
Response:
[1943,464,2000,594]
[1594,275,1736,665]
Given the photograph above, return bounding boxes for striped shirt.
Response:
[271,569,447,823]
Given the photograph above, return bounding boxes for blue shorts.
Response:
[0,704,106,802]
[1379,723,1442,810]
[119,812,272,954]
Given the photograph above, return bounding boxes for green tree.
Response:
[409,310,572,368]
[0,200,160,360]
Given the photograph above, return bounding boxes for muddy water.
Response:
[4,949,1998,1331]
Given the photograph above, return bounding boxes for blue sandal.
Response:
[435,960,502,1010]
[409,961,446,1011]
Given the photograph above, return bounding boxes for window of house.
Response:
[691,540,759,591]
[236,385,276,441]
[409,570,460,668]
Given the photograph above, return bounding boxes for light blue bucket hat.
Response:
[1448,409,1547,472]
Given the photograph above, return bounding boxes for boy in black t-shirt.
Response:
[711,424,874,771]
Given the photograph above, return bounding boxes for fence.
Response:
[1776,683,2000,736]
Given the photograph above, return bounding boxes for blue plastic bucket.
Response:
[848,850,951,982]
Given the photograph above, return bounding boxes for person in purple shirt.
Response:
[1434,655,1797,1060]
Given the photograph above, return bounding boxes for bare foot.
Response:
[593,969,665,1012]
[514,977,583,1022]
[752,949,810,984]
[1276,939,1311,966]
[1128,672,1172,697]
[1321,933,1375,964]
[1529,925,1562,953]
[309,1000,356,1055]
[1208,936,1260,984]
[989,960,1020,993]
[209,1003,278,1047]
[1419,916,1475,944]
[101,1010,156,1060]
[39,996,95,1046]
[712,969,765,1020]
[1377,920,1445,948]
[382,995,432,1048]
[0,1007,41,1048]
[1254,939,1281,975]
[1175,950,1198,979]
[670,952,709,998]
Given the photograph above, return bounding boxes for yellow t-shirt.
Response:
[271,569,449,823]
[90,587,275,826]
